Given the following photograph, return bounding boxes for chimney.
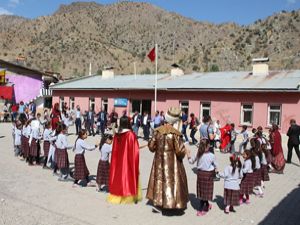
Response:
[102,66,114,79]
[170,63,184,77]
[252,58,269,76]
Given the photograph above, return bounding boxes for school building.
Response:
[0,59,59,108]
[50,59,300,133]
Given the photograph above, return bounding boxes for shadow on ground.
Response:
[258,186,300,225]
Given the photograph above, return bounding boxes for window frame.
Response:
[240,103,253,126]
[200,102,211,120]
[267,104,282,127]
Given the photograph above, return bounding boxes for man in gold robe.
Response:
[146,107,189,213]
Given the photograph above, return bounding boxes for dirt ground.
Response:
[0,123,300,225]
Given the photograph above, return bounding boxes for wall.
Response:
[6,72,42,103]
[52,89,300,133]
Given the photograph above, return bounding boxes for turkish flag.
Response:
[147,47,156,62]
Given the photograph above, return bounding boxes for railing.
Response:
[39,88,52,96]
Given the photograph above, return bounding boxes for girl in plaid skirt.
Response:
[187,139,218,216]
[43,122,52,168]
[73,129,98,187]
[55,124,73,181]
[219,154,243,214]
[240,150,255,204]
[96,134,113,192]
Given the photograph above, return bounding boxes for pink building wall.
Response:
[6,72,42,103]
[52,90,300,133]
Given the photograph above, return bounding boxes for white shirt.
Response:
[242,159,253,174]
[188,152,217,171]
[56,133,73,150]
[74,138,96,155]
[14,128,22,146]
[143,115,148,125]
[76,110,81,119]
[255,155,261,169]
[219,165,243,190]
[261,152,267,165]
[22,126,31,138]
[43,128,52,141]
[100,143,112,161]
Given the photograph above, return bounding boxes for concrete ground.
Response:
[0,123,300,225]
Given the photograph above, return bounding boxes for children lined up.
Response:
[11,116,277,217]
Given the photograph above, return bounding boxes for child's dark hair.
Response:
[244,149,256,170]
[230,154,242,175]
[252,128,257,134]
[56,123,66,135]
[99,134,113,150]
[197,139,210,160]
[73,129,87,150]
[242,125,247,130]
[252,139,263,162]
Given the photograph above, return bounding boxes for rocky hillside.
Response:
[0,1,300,78]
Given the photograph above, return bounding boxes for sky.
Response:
[0,0,300,25]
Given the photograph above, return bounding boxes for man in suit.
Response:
[86,108,95,136]
[97,107,107,136]
[141,111,151,140]
[286,119,300,163]
[131,110,141,137]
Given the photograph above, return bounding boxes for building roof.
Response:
[51,70,300,92]
[0,59,59,82]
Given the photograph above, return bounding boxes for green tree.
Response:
[210,64,219,72]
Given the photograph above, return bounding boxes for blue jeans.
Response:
[181,125,189,142]
[75,118,81,135]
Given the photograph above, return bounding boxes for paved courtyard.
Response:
[0,123,300,225]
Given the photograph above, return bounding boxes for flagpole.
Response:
[154,43,158,113]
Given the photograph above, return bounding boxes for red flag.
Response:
[147,47,156,62]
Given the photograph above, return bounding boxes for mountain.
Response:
[0,1,300,78]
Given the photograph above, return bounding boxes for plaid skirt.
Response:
[253,169,262,187]
[240,173,254,195]
[56,148,69,169]
[22,136,30,158]
[261,165,270,181]
[197,170,214,201]
[29,138,40,157]
[96,160,110,186]
[43,141,50,157]
[73,154,90,180]
[224,189,240,206]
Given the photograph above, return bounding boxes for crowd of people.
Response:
[9,101,300,217]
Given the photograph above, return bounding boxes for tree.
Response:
[210,64,219,72]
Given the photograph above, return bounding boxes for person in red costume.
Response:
[220,122,232,153]
[269,124,285,174]
[107,115,142,204]
[50,103,61,130]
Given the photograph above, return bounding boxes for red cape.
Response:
[272,130,283,156]
[220,124,231,149]
[109,130,139,196]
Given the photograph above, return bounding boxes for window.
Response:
[59,97,64,111]
[102,98,108,112]
[180,101,189,114]
[268,104,281,126]
[241,104,253,125]
[89,97,95,111]
[200,102,211,119]
[69,97,75,110]
[132,100,141,113]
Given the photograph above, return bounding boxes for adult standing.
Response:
[146,107,189,213]
[181,110,189,143]
[86,108,95,136]
[74,105,82,135]
[29,101,36,117]
[269,124,285,173]
[189,113,199,145]
[142,111,151,140]
[131,110,141,137]
[220,122,232,153]
[152,110,162,128]
[97,107,107,136]
[107,116,141,204]
[109,108,118,135]
[50,103,61,130]
[286,119,300,164]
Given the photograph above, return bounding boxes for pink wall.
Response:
[6,73,42,103]
[52,90,300,133]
